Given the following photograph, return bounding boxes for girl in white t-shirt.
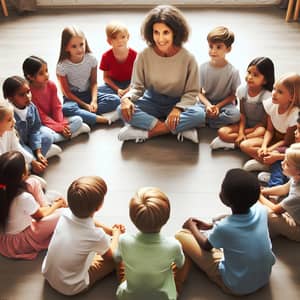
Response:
[0,151,66,259]
[241,73,300,171]
[210,57,274,150]
[57,26,120,127]
[260,143,300,241]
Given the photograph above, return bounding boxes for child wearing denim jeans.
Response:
[198,26,241,129]
[99,21,137,98]
[176,169,275,295]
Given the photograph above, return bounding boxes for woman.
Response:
[118,5,205,143]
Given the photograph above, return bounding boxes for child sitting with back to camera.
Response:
[57,26,121,127]
[260,143,300,242]
[241,73,300,172]
[176,168,275,296]
[0,151,66,260]
[3,76,62,172]
[23,55,90,144]
[99,21,137,99]
[42,176,125,296]
[114,186,185,300]
[198,26,241,129]
[210,56,274,150]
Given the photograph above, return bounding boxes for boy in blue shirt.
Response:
[176,168,275,295]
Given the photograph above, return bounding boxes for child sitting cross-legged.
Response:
[176,168,275,296]
[42,176,125,296]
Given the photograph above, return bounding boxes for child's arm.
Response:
[89,67,98,112]
[259,194,286,214]
[261,181,290,197]
[31,197,67,221]
[102,225,124,260]
[94,220,113,235]
[258,116,274,157]
[103,71,120,94]
[57,75,92,111]
[182,217,213,251]
[268,126,297,152]
[215,93,236,113]
[198,90,216,117]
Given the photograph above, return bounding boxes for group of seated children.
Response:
[1,9,300,299]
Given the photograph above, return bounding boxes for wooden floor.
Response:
[1,6,300,300]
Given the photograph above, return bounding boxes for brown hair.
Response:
[207,26,235,48]
[130,187,170,233]
[58,26,92,63]
[141,5,189,47]
[67,176,107,218]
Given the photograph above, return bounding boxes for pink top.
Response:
[99,48,137,82]
[30,80,68,132]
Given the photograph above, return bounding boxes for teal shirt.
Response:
[114,232,185,300]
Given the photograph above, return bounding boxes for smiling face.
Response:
[152,22,174,56]
[66,36,86,63]
[9,83,32,109]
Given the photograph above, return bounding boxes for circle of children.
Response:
[0,4,300,299]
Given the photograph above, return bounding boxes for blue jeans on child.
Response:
[268,160,288,187]
[98,80,130,95]
[40,116,83,143]
[62,88,120,126]
[22,125,53,157]
[117,88,205,133]
[197,102,240,128]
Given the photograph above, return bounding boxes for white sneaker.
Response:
[28,174,47,190]
[243,159,269,172]
[210,137,235,150]
[102,110,120,125]
[177,129,199,143]
[46,144,62,159]
[72,123,90,138]
[118,125,148,143]
[258,172,271,184]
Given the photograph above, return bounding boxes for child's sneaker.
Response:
[46,144,62,159]
[258,172,271,185]
[118,125,148,143]
[243,159,269,172]
[177,129,199,143]
[72,123,90,138]
[210,137,235,150]
[102,110,120,125]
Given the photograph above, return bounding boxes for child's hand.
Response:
[235,134,246,146]
[113,224,126,234]
[53,197,68,208]
[62,126,72,138]
[112,224,125,236]
[262,153,278,165]
[31,160,47,174]
[183,218,213,231]
[257,147,268,158]
[37,153,48,167]
[90,101,98,113]
[117,89,126,98]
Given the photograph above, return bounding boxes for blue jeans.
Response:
[23,126,53,157]
[98,80,130,95]
[62,88,120,126]
[268,160,288,187]
[117,89,206,133]
[197,102,240,128]
[40,116,83,143]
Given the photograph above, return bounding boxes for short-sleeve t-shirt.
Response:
[114,232,185,300]
[263,98,299,134]
[99,48,137,82]
[208,203,275,295]
[281,178,300,224]
[5,192,39,234]
[56,53,97,92]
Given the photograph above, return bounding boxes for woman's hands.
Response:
[121,98,135,122]
[166,107,182,131]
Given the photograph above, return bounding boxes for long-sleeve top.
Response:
[30,80,68,132]
[123,47,200,109]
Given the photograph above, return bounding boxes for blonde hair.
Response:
[277,73,300,111]
[67,176,107,218]
[58,25,92,63]
[106,21,129,39]
[286,143,300,171]
[130,187,170,233]
[207,26,235,48]
[0,100,13,122]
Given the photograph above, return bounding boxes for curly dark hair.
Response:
[141,5,190,47]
